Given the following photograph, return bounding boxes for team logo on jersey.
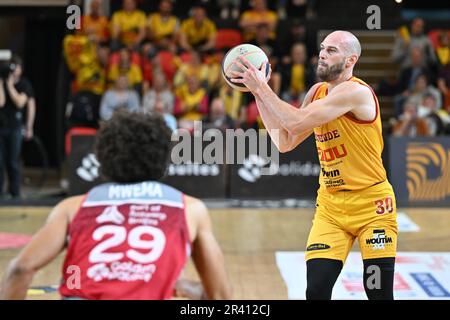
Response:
[96,206,125,225]
[365,229,393,250]
[77,153,100,182]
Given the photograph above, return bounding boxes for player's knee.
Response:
[363,257,395,300]
[306,258,343,300]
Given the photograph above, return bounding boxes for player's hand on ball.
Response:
[230,56,271,93]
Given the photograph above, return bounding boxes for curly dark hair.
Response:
[95,111,172,183]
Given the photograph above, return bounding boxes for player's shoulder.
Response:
[308,82,326,94]
[51,195,85,221]
[184,195,208,215]
[57,195,85,208]
[333,79,373,98]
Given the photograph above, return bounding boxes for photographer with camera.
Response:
[0,54,35,199]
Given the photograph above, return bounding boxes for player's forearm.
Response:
[254,94,295,152]
[0,261,35,300]
[255,82,309,136]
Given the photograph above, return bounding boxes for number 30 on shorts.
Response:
[374,197,394,214]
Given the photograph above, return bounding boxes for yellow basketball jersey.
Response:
[311,77,387,193]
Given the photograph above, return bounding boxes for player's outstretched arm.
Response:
[254,82,323,152]
[0,196,80,300]
[185,196,232,300]
[231,56,372,136]
[232,64,318,152]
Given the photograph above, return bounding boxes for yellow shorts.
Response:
[306,180,398,262]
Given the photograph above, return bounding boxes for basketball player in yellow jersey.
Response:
[230,31,397,300]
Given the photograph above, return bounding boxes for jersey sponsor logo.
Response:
[321,168,340,178]
[315,129,340,143]
[96,206,126,225]
[87,261,156,283]
[306,243,331,251]
[365,229,393,250]
[317,144,348,162]
[324,179,345,188]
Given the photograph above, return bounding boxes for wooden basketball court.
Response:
[0,206,449,299]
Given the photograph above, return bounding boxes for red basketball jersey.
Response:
[59,181,191,300]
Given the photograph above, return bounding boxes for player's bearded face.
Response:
[317,58,346,82]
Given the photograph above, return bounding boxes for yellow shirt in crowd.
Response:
[147,13,179,42]
[180,18,216,47]
[111,10,146,45]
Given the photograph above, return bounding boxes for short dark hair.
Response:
[10,54,22,67]
[95,111,172,183]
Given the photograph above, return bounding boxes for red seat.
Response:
[428,29,450,49]
[215,29,243,51]
[108,51,141,66]
[65,127,97,156]
[246,101,259,127]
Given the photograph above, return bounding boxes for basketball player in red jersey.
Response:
[0,112,232,300]
[230,31,397,300]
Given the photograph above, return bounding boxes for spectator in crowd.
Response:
[100,75,140,121]
[75,42,109,96]
[218,77,243,121]
[239,0,277,42]
[250,23,278,62]
[111,0,146,50]
[284,0,317,19]
[435,31,449,67]
[417,92,439,118]
[107,46,143,92]
[63,29,98,75]
[140,40,159,92]
[392,98,430,137]
[142,71,174,114]
[417,93,446,135]
[146,0,179,52]
[153,50,180,85]
[203,97,235,131]
[279,42,314,105]
[81,0,109,43]
[408,74,441,111]
[174,51,209,88]
[397,47,431,94]
[218,0,241,19]
[0,55,35,199]
[174,74,208,123]
[392,18,437,70]
[395,69,441,118]
[179,4,217,53]
[437,61,450,112]
[277,20,308,61]
[151,99,177,132]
